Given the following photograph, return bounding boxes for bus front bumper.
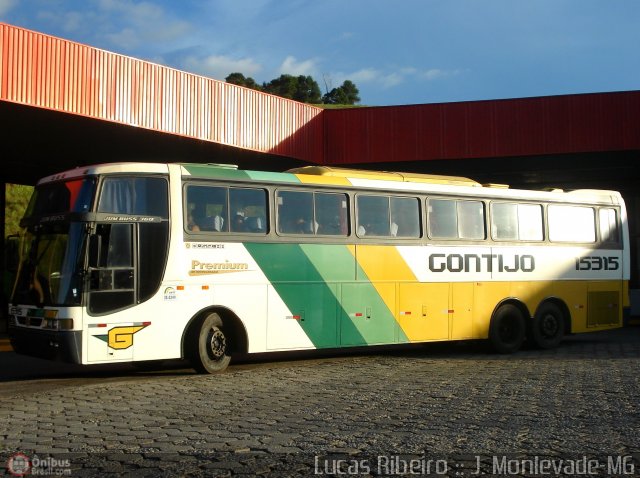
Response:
[8,326,82,364]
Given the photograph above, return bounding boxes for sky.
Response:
[1,0,639,106]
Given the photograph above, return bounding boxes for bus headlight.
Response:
[9,306,23,316]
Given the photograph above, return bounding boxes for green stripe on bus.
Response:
[245,243,362,348]
[245,171,301,183]
[182,165,300,184]
[300,244,407,346]
[246,243,403,347]
[182,164,252,180]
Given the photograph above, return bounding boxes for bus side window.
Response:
[315,193,349,236]
[517,204,543,241]
[599,208,619,243]
[277,191,314,234]
[458,200,485,240]
[390,197,420,237]
[186,185,228,232]
[428,199,457,239]
[491,203,518,240]
[549,205,596,243]
[230,187,268,234]
[357,195,390,237]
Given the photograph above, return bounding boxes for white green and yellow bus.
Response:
[8,162,629,373]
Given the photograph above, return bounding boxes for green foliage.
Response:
[262,74,322,104]
[262,74,297,99]
[226,72,359,105]
[323,80,361,105]
[292,75,322,104]
[225,72,262,91]
[4,184,33,238]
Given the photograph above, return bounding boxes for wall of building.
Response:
[324,92,640,165]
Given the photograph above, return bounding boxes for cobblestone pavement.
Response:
[1,328,639,477]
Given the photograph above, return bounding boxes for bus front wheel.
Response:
[530,302,565,349]
[190,312,231,374]
[489,304,526,354]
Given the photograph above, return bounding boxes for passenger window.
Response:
[492,203,543,241]
[185,185,227,232]
[491,203,518,240]
[277,190,349,236]
[458,201,485,239]
[518,204,544,241]
[357,195,390,237]
[548,205,596,242]
[230,188,268,234]
[315,193,349,236]
[277,191,314,234]
[184,185,267,234]
[599,208,619,244]
[390,197,420,237]
[428,199,457,239]
[429,198,485,240]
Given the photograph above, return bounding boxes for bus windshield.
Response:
[11,222,87,307]
[10,177,97,307]
[23,177,96,221]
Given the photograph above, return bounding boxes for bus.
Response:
[8,162,629,373]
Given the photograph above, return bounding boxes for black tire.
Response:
[489,304,526,354]
[190,312,231,374]
[530,302,565,349]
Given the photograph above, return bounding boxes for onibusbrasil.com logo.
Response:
[7,453,71,476]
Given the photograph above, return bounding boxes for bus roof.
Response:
[38,162,623,206]
[286,166,482,187]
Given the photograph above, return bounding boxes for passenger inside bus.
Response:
[187,212,201,232]
[286,215,312,234]
[244,216,265,233]
[207,215,225,232]
[231,214,246,232]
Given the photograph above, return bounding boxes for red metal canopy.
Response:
[324,92,640,165]
[1,22,639,170]
[0,22,323,165]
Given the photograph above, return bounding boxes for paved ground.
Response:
[1,328,639,477]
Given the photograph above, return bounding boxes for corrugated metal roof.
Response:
[0,22,324,164]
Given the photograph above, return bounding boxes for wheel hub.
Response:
[208,328,226,359]
[541,314,559,337]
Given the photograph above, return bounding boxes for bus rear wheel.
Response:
[530,302,565,349]
[190,312,231,374]
[489,304,526,354]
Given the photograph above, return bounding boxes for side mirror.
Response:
[88,234,102,268]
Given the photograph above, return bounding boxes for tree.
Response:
[225,72,262,91]
[262,74,297,100]
[261,74,322,103]
[293,75,322,104]
[322,80,360,105]
[340,80,360,105]
[3,184,32,298]
[4,184,32,238]
[226,72,359,105]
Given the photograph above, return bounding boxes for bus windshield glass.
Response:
[11,222,86,307]
[23,177,96,220]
